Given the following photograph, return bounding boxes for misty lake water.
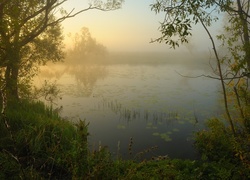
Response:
[34,52,223,160]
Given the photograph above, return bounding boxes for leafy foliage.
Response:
[195,118,250,178]
[150,0,221,48]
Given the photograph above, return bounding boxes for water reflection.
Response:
[67,65,107,97]
[37,63,108,97]
[34,52,222,160]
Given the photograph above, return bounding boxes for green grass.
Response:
[0,100,249,179]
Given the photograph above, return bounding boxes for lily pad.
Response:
[173,128,179,132]
[178,120,185,124]
[152,132,160,136]
[117,124,126,129]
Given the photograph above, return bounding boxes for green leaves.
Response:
[150,0,219,48]
[91,0,124,10]
[154,17,192,49]
[153,132,172,142]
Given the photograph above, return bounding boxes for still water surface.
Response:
[35,53,223,159]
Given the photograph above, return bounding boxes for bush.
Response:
[194,118,250,179]
[0,100,83,179]
[195,118,235,161]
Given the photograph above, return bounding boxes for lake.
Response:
[34,52,223,160]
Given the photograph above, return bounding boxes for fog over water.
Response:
[34,51,223,159]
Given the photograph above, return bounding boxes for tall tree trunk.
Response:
[4,47,20,102]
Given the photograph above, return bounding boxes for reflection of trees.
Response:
[68,65,108,97]
[47,27,109,96]
[56,27,109,96]
[36,63,108,97]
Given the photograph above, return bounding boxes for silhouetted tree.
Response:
[68,27,107,64]
[0,0,123,102]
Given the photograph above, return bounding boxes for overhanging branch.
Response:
[175,70,249,81]
[19,0,123,47]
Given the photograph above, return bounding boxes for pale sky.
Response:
[61,0,217,52]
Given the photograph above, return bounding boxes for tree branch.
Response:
[19,1,123,47]
[175,70,248,81]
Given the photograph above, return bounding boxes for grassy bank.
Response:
[0,100,249,179]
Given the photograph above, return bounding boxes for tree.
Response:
[0,0,123,103]
[150,0,250,77]
[68,27,108,64]
[150,0,250,135]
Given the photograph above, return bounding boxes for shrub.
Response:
[195,118,250,179]
[195,118,235,161]
[0,100,80,179]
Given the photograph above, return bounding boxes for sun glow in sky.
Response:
[61,0,217,52]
